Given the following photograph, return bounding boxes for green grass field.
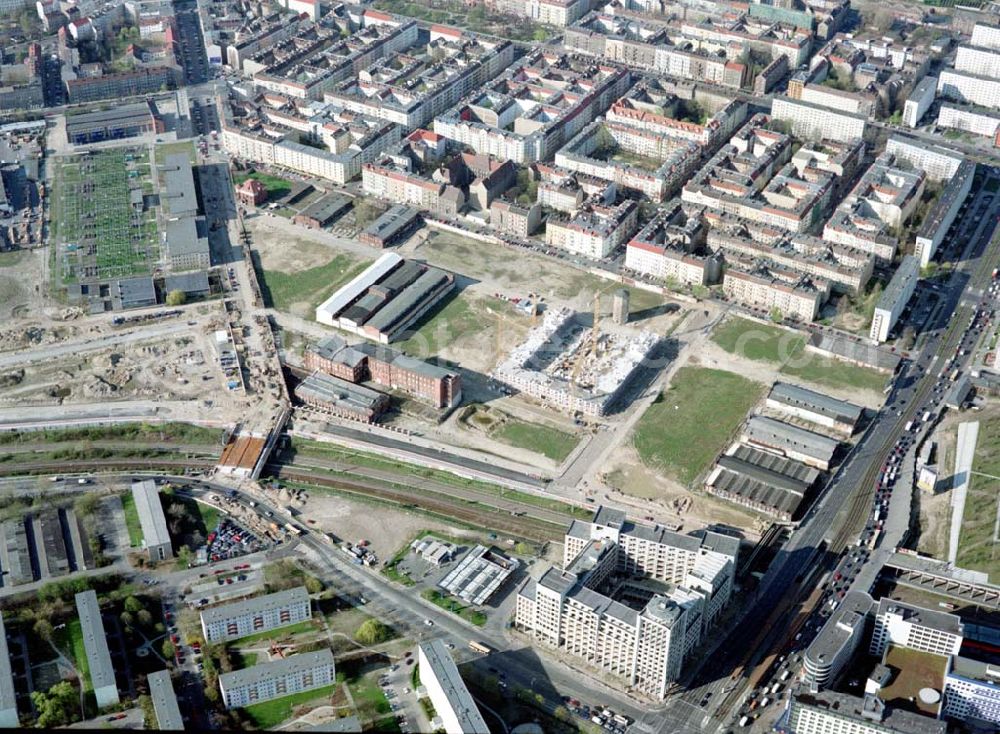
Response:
[711,317,887,393]
[422,589,487,626]
[242,683,337,729]
[120,492,143,547]
[633,367,765,486]
[957,418,1000,582]
[256,254,371,314]
[55,619,92,693]
[233,171,293,201]
[229,619,317,645]
[491,420,578,462]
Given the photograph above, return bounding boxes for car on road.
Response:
[424,619,433,626]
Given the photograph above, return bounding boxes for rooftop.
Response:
[131,479,172,551]
[201,586,310,627]
[218,649,334,691]
[419,640,490,734]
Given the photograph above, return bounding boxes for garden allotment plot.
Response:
[54,147,161,283]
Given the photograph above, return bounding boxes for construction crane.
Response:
[569,284,620,396]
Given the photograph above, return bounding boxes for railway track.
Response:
[0,458,217,475]
[269,464,564,543]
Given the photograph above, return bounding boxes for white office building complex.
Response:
[219,650,335,709]
[869,256,919,344]
[785,689,947,734]
[870,598,964,657]
[771,97,867,143]
[943,655,1000,727]
[804,591,873,692]
[76,590,120,708]
[515,507,738,699]
[417,641,490,734]
[200,587,312,643]
[903,76,936,128]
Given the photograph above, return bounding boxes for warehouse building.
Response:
[914,160,976,267]
[0,613,18,728]
[292,194,352,230]
[76,590,120,708]
[201,587,312,643]
[65,101,164,144]
[314,253,456,344]
[438,545,519,606]
[219,649,335,709]
[418,640,490,734]
[766,382,863,435]
[294,372,390,422]
[870,256,919,344]
[359,205,421,248]
[705,444,820,522]
[131,479,173,561]
[147,670,184,730]
[743,415,840,470]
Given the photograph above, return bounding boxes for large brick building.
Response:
[305,336,462,409]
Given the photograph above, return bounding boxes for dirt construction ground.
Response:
[300,491,485,561]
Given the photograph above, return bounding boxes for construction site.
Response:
[492,303,661,418]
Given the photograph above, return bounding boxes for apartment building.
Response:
[722,264,826,321]
[545,199,638,259]
[76,590,119,708]
[362,160,464,217]
[65,66,178,104]
[490,199,542,237]
[937,104,1000,140]
[869,256,919,343]
[219,650,335,709]
[771,96,867,143]
[915,159,975,267]
[433,51,631,163]
[799,83,878,117]
[943,655,1000,728]
[625,202,720,286]
[0,614,18,728]
[884,134,964,182]
[870,598,964,657]
[938,69,1000,110]
[324,29,514,130]
[971,22,1000,51]
[147,670,184,730]
[418,641,490,734]
[903,76,937,128]
[200,587,312,643]
[516,507,738,699]
[955,44,1000,79]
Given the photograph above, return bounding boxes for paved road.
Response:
[660,166,1000,734]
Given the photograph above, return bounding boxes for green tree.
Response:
[166,289,186,306]
[31,681,79,728]
[33,618,54,642]
[73,493,99,518]
[138,694,155,728]
[769,307,783,323]
[304,576,323,594]
[137,609,153,628]
[354,618,392,645]
[124,596,144,615]
[161,639,175,659]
